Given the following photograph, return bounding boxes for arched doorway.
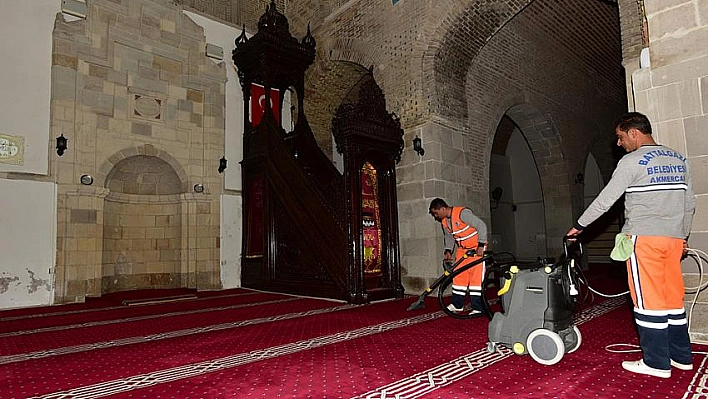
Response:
[488,101,572,260]
[489,115,545,261]
[102,155,184,293]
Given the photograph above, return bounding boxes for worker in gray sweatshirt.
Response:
[567,112,695,379]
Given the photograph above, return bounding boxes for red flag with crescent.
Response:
[250,83,280,126]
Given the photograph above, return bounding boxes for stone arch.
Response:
[96,144,188,191]
[326,38,379,72]
[104,156,183,196]
[99,144,190,294]
[462,0,625,255]
[304,58,371,155]
[490,101,573,255]
[420,1,533,123]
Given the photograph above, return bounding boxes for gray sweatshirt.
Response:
[576,144,695,239]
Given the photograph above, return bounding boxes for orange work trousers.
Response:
[451,248,485,299]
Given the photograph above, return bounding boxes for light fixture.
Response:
[193,183,204,193]
[56,134,68,156]
[412,136,425,156]
[218,156,227,173]
[574,172,584,185]
[80,174,93,185]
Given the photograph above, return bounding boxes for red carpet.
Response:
[1,276,706,399]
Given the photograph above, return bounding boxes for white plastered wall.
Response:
[0,2,61,309]
[183,10,292,289]
[0,180,57,308]
[183,11,244,289]
[0,2,57,175]
[507,129,545,260]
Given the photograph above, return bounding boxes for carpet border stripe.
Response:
[27,312,445,399]
[0,302,360,365]
[351,297,626,399]
[0,297,300,338]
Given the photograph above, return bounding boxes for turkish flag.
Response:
[250,83,280,126]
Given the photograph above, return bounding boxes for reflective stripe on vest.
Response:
[442,207,479,249]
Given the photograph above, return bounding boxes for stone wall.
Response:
[394,0,624,289]
[81,0,628,304]
[242,0,624,294]
[51,0,225,302]
[43,0,707,341]
[622,0,708,343]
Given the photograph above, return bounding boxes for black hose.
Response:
[437,253,497,320]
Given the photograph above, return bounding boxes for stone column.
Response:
[397,120,484,293]
[625,1,708,343]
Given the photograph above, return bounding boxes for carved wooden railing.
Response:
[240,117,349,300]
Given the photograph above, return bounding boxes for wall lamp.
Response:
[574,172,584,185]
[412,136,425,156]
[218,156,228,173]
[56,134,68,156]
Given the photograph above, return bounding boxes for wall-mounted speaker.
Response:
[206,43,224,61]
[61,0,87,19]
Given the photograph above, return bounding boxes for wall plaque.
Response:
[133,94,162,121]
[0,133,24,165]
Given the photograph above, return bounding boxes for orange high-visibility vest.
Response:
[441,207,479,250]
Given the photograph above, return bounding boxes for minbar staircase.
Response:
[234,1,403,304]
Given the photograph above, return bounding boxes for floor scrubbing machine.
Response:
[486,237,583,365]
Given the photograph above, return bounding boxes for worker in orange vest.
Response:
[429,198,488,314]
